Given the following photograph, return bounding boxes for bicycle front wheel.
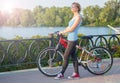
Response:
[37,47,64,77]
[86,47,113,75]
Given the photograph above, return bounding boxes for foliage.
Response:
[82,0,120,27]
[0,36,50,72]
[0,0,119,27]
[112,46,120,58]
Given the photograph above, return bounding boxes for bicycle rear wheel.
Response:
[37,47,64,77]
[86,47,113,75]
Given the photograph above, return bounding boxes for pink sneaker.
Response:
[68,72,80,79]
[54,73,64,80]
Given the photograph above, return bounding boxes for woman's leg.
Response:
[61,41,76,74]
[71,40,79,74]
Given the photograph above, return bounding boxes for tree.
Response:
[99,0,120,26]
[0,11,4,26]
[83,0,120,26]
[7,8,21,26]
[20,9,35,27]
[55,15,62,26]
[83,5,101,26]
[33,6,45,26]
[0,12,9,26]
[62,7,73,26]
[43,7,56,26]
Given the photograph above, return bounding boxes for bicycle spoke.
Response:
[37,47,63,77]
[86,47,113,75]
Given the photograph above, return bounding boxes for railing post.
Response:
[49,33,54,47]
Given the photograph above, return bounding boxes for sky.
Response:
[0,0,109,12]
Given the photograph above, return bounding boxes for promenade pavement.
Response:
[0,58,120,83]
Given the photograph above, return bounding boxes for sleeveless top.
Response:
[67,15,82,41]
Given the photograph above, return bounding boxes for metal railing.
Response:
[0,34,120,68]
[83,34,120,49]
[0,38,50,67]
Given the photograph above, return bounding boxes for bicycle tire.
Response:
[37,47,64,77]
[86,47,113,75]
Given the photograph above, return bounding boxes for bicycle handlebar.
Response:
[53,31,60,34]
[50,31,63,37]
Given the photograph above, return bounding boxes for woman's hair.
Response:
[72,2,81,12]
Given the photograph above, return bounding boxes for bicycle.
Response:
[37,31,113,77]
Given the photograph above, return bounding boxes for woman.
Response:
[54,2,82,79]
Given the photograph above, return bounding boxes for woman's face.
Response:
[71,4,78,13]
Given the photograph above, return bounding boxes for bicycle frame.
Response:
[55,35,98,69]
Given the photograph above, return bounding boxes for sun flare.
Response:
[2,2,14,13]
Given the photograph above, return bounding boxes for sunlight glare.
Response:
[2,2,14,13]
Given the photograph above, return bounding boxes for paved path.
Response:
[0,58,120,83]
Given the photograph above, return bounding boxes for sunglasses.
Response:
[71,5,78,9]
